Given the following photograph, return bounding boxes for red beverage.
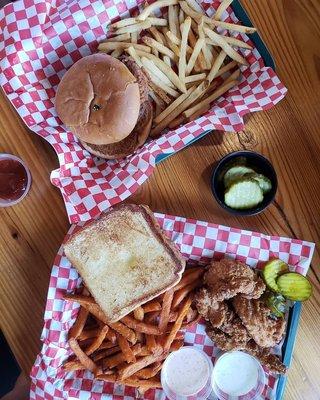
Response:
[0,154,31,206]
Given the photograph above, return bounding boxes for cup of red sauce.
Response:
[0,154,31,207]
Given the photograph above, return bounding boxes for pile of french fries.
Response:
[63,267,203,394]
[98,0,256,136]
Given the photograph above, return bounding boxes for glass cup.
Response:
[161,347,214,400]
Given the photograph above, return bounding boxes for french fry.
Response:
[121,377,162,389]
[105,327,117,343]
[183,78,238,117]
[151,80,209,136]
[179,1,256,34]
[134,362,163,379]
[115,20,151,35]
[165,31,193,55]
[137,0,178,21]
[93,345,120,362]
[98,42,151,53]
[185,0,203,13]
[178,8,185,24]
[99,341,118,351]
[68,338,98,373]
[168,5,180,38]
[121,315,162,335]
[69,306,89,339]
[146,334,160,354]
[117,333,136,363]
[185,72,206,83]
[188,27,206,71]
[105,32,131,42]
[163,55,171,66]
[203,27,247,65]
[172,280,201,309]
[85,325,109,355]
[147,80,172,104]
[149,91,166,112]
[173,268,204,291]
[224,68,241,85]
[152,48,159,57]
[143,300,162,313]
[126,46,142,67]
[206,36,253,50]
[198,17,212,69]
[118,350,164,380]
[63,359,86,371]
[179,17,191,86]
[187,103,211,121]
[207,50,227,83]
[131,31,138,43]
[110,48,123,58]
[146,17,168,26]
[141,57,176,88]
[96,373,117,383]
[133,306,144,321]
[109,321,137,344]
[144,66,180,97]
[214,60,237,79]
[135,50,186,92]
[168,114,186,129]
[186,37,205,75]
[153,86,195,125]
[149,26,166,44]
[142,37,176,60]
[104,343,142,369]
[110,17,137,29]
[166,40,181,58]
[64,293,96,306]
[159,289,174,333]
[214,0,234,20]
[163,297,193,351]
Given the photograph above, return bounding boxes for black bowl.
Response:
[211,150,277,216]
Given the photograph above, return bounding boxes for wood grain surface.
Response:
[0,0,319,398]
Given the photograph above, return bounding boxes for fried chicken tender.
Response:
[232,295,286,348]
[203,259,265,301]
[195,288,229,327]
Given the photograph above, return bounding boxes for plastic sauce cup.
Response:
[161,347,214,400]
[211,351,266,400]
[0,153,31,207]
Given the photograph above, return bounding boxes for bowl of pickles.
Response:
[211,150,278,216]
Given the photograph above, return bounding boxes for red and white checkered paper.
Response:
[30,210,314,400]
[0,0,287,223]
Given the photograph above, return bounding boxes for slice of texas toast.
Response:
[64,204,185,322]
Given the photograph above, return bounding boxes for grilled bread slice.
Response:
[64,204,185,322]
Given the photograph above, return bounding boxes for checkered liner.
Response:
[0,0,287,223]
[30,210,314,400]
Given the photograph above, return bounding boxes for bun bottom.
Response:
[81,100,153,160]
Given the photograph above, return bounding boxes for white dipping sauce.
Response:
[213,351,259,396]
[163,347,210,395]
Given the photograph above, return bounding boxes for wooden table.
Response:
[0,0,319,398]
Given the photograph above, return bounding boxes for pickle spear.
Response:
[277,273,312,301]
[262,259,289,292]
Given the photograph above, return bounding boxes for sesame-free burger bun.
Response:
[55,53,140,145]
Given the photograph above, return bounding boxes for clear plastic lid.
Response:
[211,351,266,400]
[161,347,214,400]
[0,153,32,207]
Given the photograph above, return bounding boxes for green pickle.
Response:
[266,293,287,318]
[262,259,289,292]
[277,273,312,301]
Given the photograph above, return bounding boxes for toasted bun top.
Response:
[55,54,140,145]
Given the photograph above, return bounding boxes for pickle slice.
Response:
[266,293,287,318]
[223,165,255,188]
[262,259,289,292]
[277,273,312,301]
[224,179,263,209]
[244,173,272,194]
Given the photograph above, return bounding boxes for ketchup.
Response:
[0,158,28,201]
